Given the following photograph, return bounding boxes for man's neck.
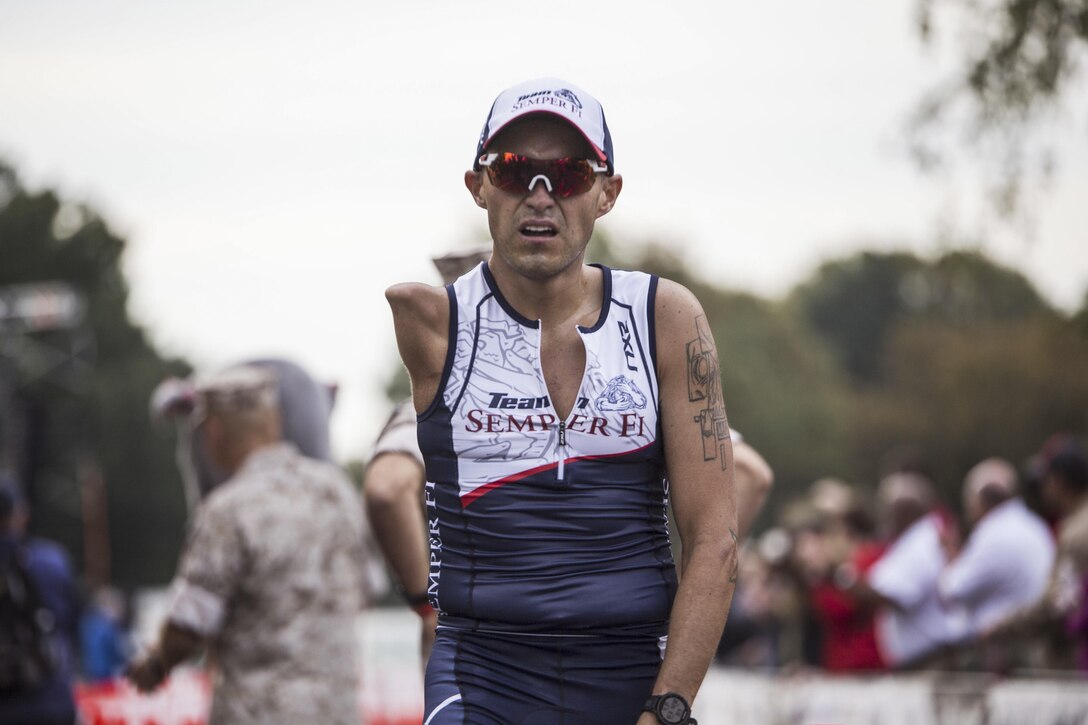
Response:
[222,437,282,477]
[487,259,601,326]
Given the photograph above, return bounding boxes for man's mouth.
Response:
[520,223,558,239]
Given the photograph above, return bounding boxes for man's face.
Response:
[195,414,230,478]
[1040,473,1063,514]
[465,116,621,282]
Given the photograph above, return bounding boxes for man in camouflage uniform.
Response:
[128,365,367,724]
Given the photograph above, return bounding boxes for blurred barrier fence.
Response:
[99,605,1088,725]
[694,669,1088,725]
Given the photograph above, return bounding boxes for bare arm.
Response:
[364,452,429,597]
[638,280,737,721]
[385,282,451,413]
[363,451,438,662]
[733,440,773,542]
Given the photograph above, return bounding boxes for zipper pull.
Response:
[557,421,567,480]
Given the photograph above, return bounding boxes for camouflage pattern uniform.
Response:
[167,442,366,724]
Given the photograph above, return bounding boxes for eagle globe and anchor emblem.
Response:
[595,375,647,412]
[554,88,583,110]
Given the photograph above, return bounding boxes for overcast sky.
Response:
[2,0,1086,460]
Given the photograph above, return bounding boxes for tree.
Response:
[852,316,1088,502]
[0,160,191,586]
[911,0,1088,213]
[790,249,1055,383]
[792,246,1083,504]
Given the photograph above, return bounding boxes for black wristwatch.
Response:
[643,692,696,725]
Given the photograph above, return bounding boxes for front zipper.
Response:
[557,420,567,480]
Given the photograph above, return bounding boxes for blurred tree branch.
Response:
[909,0,1088,215]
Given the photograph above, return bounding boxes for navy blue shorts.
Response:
[423,628,663,724]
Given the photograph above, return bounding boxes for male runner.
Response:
[387,78,738,724]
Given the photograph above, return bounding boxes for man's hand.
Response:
[127,650,169,693]
[127,622,203,694]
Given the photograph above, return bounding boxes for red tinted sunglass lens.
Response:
[486,154,532,192]
[550,158,596,198]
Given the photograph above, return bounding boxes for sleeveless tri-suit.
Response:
[418,263,676,724]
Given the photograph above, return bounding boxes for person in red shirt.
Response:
[796,500,887,671]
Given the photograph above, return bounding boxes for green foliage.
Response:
[790,252,928,382]
[911,0,1088,213]
[791,249,1055,382]
[0,160,191,586]
[854,316,1088,503]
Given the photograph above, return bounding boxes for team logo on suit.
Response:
[595,375,647,412]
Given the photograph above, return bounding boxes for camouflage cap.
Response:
[193,365,279,422]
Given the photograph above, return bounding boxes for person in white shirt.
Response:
[859,471,961,667]
[939,458,1055,637]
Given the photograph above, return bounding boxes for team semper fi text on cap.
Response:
[474,77,615,175]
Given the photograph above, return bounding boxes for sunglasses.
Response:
[478,153,609,198]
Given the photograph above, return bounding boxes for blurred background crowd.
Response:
[718,435,1088,676]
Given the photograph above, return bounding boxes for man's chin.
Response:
[499,249,583,282]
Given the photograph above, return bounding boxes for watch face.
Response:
[659,694,687,723]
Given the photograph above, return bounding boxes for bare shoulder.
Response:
[654,277,704,320]
[653,277,711,371]
[385,282,448,330]
[385,282,451,411]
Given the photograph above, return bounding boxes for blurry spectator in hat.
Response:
[0,473,79,725]
[127,365,369,724]
[151,357,389,599]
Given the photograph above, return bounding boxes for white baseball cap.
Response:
[473,77,615,175]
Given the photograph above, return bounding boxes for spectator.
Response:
[0,474,79,725]
[714,545,782,669]
[939,458,1054,638]
[731,431,775,541]
[807,500,887,672]
[127,365,369,723]
[854,471,960,668]
[988,437,1088,669]
[78,586,130,683]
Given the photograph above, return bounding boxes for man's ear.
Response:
[465,170,486,209]
[596,174,623,218]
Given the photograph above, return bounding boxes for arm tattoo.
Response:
[728,527,739,583]
[686,315,729,469]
